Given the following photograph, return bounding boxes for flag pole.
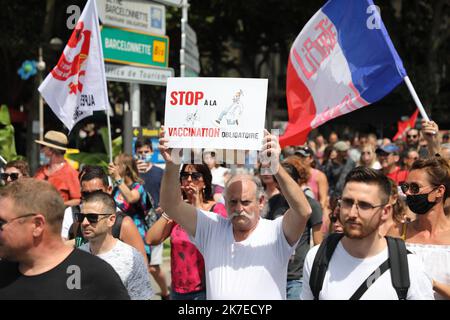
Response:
[403,76,430,122]
[93,0,113,163]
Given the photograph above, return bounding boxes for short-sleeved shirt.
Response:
[34,161,81,202]
[80,240,153,300]
[0,249,130,300]
[192,209,296,300]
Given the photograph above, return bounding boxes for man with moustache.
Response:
[301,167,434,300]
[158,130,312,300]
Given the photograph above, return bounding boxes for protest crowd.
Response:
[1,119,450,300]
[1,0,449,302]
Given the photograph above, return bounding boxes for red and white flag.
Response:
[38,0,108,131]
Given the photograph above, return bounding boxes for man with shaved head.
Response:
[158,130,312,300]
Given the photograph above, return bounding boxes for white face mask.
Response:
[40,152,50,165]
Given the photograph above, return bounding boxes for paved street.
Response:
[150,256,171,300]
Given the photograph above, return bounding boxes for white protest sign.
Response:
[164,77,268,150]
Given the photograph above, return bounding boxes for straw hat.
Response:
[35,131,68,151]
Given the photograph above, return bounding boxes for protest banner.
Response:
[164,77,268,150]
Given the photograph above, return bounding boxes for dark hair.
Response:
[82,190,116,214]
[283,156,310,185]
[135,138,153,152]
[411,157,450,200]
[280,162,300,183]
[5,160,30,177]
[79,165,109,187]
[344,166,391,203]
[180,163,213,201]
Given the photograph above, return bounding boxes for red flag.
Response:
[392,109,419,141]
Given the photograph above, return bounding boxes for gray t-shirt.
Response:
[80,240,153,300]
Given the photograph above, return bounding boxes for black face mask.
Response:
[406,192,437,215]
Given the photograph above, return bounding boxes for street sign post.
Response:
[151,0,183,7]
[180,11,200,77]
[101,26,169,68]
[105,64,174,86]
[96,0,166,35]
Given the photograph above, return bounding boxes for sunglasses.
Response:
[75,212,112,224]
[407,135,418,139]
[180,172,203,181]
[400,182,436,195]
[0,173,19,181]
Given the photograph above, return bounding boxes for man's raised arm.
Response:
[261,131,312,246]
[158,129,198,237]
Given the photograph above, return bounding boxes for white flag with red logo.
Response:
[38,0,108,131]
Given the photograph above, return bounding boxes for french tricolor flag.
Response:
[280,0,407,147]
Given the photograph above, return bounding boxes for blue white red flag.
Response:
[279,0,406,147]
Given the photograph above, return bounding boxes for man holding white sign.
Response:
[158,128,312,300]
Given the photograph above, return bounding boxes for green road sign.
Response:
[101,26,169,68]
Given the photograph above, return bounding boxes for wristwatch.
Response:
[114,178,124,186]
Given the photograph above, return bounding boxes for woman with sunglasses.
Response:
[1,160,30,185]
[401,157,450,299]
[145,163,226,300]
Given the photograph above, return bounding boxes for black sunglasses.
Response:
[0,173,19,181]
[180,172,203,181]
[407,135,418,139]
[400,182,436,195]
[75,212,112,224]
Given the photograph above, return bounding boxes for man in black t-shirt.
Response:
[0,178,129,300]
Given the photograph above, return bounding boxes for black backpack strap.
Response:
[309,233,344,300]
[386,236,410,300]
[349,259,390,300]
[112,213,125,239]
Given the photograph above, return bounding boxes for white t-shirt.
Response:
[406,243,450,300]
[80,240,153,300]
[61,206,74,239]
[192,209,296,300]
[301,241,434,300]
